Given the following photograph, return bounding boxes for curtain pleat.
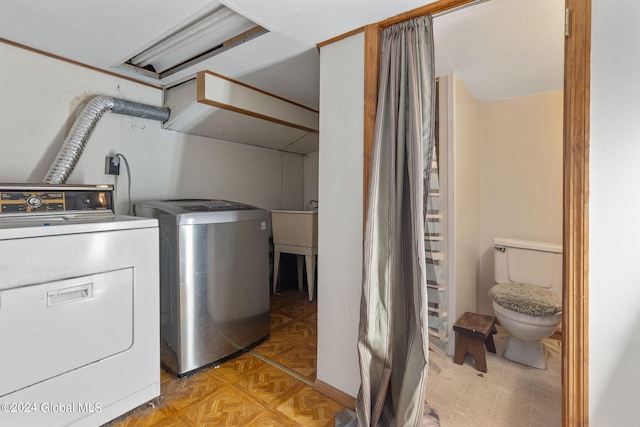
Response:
[356,15,439,427]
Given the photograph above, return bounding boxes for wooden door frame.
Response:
[359,1,591,425]
[562,1,590,425]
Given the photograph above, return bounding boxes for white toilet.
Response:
[489,237,562,369]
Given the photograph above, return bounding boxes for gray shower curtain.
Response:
[356,15,440,427]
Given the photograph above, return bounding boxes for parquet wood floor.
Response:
[106,287,343,426]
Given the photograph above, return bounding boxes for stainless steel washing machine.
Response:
[135,199,270,376]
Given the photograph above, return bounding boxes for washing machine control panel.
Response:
[0,185,114,216]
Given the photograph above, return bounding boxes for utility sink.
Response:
[271,210,318,248]
[271,210,318,301]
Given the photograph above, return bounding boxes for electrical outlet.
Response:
[105,156,120,175]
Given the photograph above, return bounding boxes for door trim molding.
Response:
[563,1,590,425]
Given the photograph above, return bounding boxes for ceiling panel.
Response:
[0,0,216,69]
[0,0,564,108]
[433,0,564,101]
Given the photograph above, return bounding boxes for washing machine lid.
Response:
[170,199,257,212]
[136,199,268,225]
[140,199,255,213]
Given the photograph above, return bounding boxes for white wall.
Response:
[445,76,563,320]
[316,33,364,397]
[0,42,304,213]
[281,151,305,210]
[476,90,564,314]
[590,1,640,423]
[304,150,319,208]
[451,75,482,322]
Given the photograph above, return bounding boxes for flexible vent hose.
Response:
[43,95,170,184]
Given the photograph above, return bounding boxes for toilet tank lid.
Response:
[494,238,562,254]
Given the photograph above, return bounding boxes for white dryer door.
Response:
[0,268,133,396]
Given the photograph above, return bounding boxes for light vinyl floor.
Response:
[427,326,562,427]
[107,287,561,427]
[107,288,344,427]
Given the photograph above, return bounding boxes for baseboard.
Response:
[313,379,356,410]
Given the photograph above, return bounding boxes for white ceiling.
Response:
[0,0,564,108]
[433,0,564,101]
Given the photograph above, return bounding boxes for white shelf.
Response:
[163,71,319,154]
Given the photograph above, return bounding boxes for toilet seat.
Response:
[489,283,561,317]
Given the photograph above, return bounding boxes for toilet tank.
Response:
[494,238,562,294]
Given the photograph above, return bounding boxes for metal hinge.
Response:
[565,7,571,38]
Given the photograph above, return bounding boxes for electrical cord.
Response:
[114,153,133,215]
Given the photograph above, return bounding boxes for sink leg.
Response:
[305,254,315,302]
[273,250,281,294]
[296,255,304,292]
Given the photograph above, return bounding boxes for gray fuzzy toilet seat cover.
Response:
[490,282,561,317]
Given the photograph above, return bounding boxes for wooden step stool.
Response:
[453,312,497,373]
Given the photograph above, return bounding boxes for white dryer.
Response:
[0,184,159,427]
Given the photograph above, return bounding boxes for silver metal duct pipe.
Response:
[43,95,170,184]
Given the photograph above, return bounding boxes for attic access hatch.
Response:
[163,71,319,154]
[120,2,267,80]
